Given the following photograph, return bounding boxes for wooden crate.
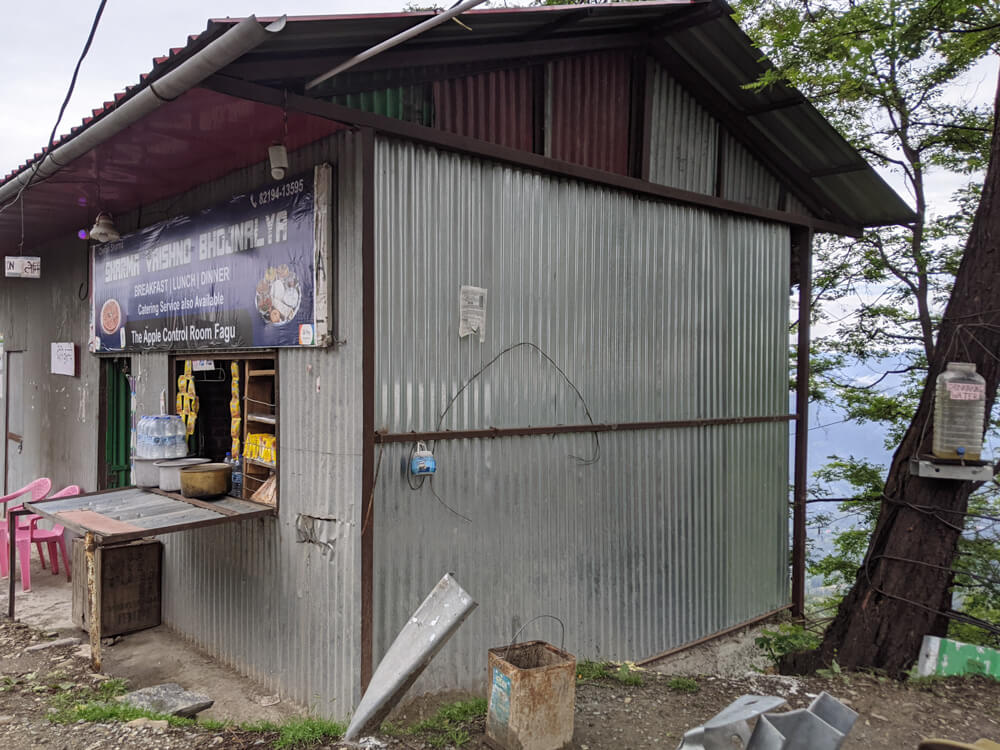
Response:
[72,538,162,636]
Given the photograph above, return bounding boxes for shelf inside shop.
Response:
[245,457,277,470]
[247,413,277,425]
[248,369,276,377]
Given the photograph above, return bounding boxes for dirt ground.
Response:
[3,558,998,749]
[3,615,1000,750]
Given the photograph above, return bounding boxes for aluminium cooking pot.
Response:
[179,463,231,499]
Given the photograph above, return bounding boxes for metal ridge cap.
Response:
[227,0,706,25]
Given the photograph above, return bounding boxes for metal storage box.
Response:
[486,641,576,750]
[72,538,162,637]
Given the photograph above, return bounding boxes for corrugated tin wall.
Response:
[335,86,432,126]
[547,51,631,175]
[721,132,783,210]
[372,137,789,695]
[129,131,364,718]
[647,62,718,194]
[433,67,535,151]
[0,236,100,492]
[647,61,786,211]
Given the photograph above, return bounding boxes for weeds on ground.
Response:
[576,660,644,686]
[666,676,699,694]
[405,698,487,748]
[755,623,821,666]
[271,717,347,749]
[45,678,343,748]
[612,663,644,686]
[47,678,198,728]
[576,660,611,682]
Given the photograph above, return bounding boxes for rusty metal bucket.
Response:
[485,640,576,750]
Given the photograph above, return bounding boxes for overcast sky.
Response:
[0,1,994,213]
[0,1,407,179]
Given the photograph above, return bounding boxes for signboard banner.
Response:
[91,170,326,352]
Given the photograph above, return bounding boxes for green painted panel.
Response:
[335,85,432,126]
[918,635,1000,679]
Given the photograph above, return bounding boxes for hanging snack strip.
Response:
[176,360,200,437]
[230,361,241,457]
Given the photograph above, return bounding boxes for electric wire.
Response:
[433,341,600,465]
[397,341,598,523]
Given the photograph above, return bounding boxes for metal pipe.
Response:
[374,414,796,444]
[792,228,813,618]
[635,604,793,667]
[305,0,489,90]
[0,15,287,207]
[85,532,102,672]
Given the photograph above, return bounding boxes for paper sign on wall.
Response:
[5,256,41,278]
[51,342,76,376]
[459,285,487,343]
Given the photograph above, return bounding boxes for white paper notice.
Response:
[459,285,487,342]
[51,342,75,376]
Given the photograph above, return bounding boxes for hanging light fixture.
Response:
[89,212,120,243]
[268,144,288,181]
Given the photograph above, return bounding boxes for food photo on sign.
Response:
[90,171,319,353]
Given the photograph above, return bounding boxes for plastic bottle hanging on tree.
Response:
[932,362,986,461]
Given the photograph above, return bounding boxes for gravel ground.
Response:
[3,618,999,749]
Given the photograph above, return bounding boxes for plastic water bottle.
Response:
[231,453,243,499]
[137,416,151,458]
[153,416,167,459]
[170,416,186,457]
[933,362,987,460]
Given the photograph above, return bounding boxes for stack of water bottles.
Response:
[137,415,188,459]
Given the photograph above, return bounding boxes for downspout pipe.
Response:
[0,15,287,207]
[305,0,489,90]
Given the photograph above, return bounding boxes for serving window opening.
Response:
[169,353,278,509]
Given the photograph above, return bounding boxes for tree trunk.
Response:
[792,72,1000,677]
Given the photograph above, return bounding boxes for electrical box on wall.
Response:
[410,442,437,477]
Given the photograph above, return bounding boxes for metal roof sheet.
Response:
[25,487,273,544]
[0,0,914,250]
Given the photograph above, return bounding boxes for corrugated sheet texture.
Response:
[0,236,100,492]
[785,193,814,218]
[547,52,630,175]
[647,62,718,194]
[139,131,364,719]
[721,132,783,211]
[334,86,432,126]
[433,67,535,151]
[647,59,786,213]
[372,138,789,694]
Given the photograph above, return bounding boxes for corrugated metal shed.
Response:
[0,0,915,254]
[372,137,789,692]
[433,68,535,151]
[547,52,631,175]
[647,62,718,194]
[721,132,782,211]
[130,131,365,714]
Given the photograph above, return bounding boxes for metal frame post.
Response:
[360,127,376,692]
[792,228,813,618]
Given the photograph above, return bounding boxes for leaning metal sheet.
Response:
[24,486,273,544]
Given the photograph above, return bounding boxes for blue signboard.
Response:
[91,172,321,352]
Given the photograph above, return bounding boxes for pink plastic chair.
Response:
[29,485,80,582]
[0,478,53,589]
